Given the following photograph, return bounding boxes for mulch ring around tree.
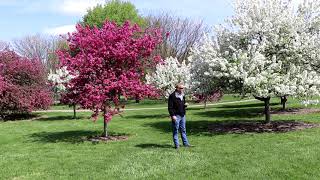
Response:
[86,135,129,143]
[270,108,320,115]
[208,121,320,134]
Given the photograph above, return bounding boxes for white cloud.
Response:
[57,0,106,16]
[44,24,76,36]
[2,0,106,16]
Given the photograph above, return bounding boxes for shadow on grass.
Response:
[147,119,318,136]
[36,115,86,121]
[135,143,173,149]
[29,130,128,144]
[124,113,169,120]
[0,113,40,122]
[125,107,262,120]
[216,102,279,109]
[193,107,264,119]
[147,120,221,136]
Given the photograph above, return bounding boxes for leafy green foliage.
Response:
[81,0,145,28]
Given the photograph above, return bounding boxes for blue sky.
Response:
[0,0,234,42]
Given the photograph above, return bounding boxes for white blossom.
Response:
[189,0,320,99]
[48,66,75,92]
[301,99,319,106]
[146,57,191,98]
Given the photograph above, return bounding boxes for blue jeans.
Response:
[172,115,189,147]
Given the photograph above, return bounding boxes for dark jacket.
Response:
[168,91,186,116]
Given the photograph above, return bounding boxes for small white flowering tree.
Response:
[188,39,225,108]
[48,66,77,117]
[146,56,191,98]
[190,0,320,122]
[48,66,74,93]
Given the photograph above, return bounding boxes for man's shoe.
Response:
[174,146,179,149]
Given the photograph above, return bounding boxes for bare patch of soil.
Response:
[271,108,320,115]
[87,135,129,143]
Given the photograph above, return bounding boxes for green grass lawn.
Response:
[1,96,320,179]
[49,94,251,110]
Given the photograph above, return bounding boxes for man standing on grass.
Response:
[168,83,191,149]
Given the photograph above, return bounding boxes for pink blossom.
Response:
[57,20,162,124]
[0,50,53,117]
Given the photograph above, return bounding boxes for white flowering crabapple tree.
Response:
[189,0,320,122]
[48,66,74,94]
[188,39,225,108]
[48,67,77,118]
[146,56,191,98]
[146,56,223,108]
[296,1,320,105]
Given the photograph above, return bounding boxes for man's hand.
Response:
[171,116,177,122]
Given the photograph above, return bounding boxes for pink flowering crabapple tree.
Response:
[0,51,53,120]
[58,21,162,137]
[0,74,6,95]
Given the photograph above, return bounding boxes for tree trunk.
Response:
[103,119,108,137]
[264,97,271,123]
[204,95,208,109]
[254,96,271,123]
[280,96,287,111]
[135,95,140,103]
[102,103,109,137]
[72,104,76,119]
